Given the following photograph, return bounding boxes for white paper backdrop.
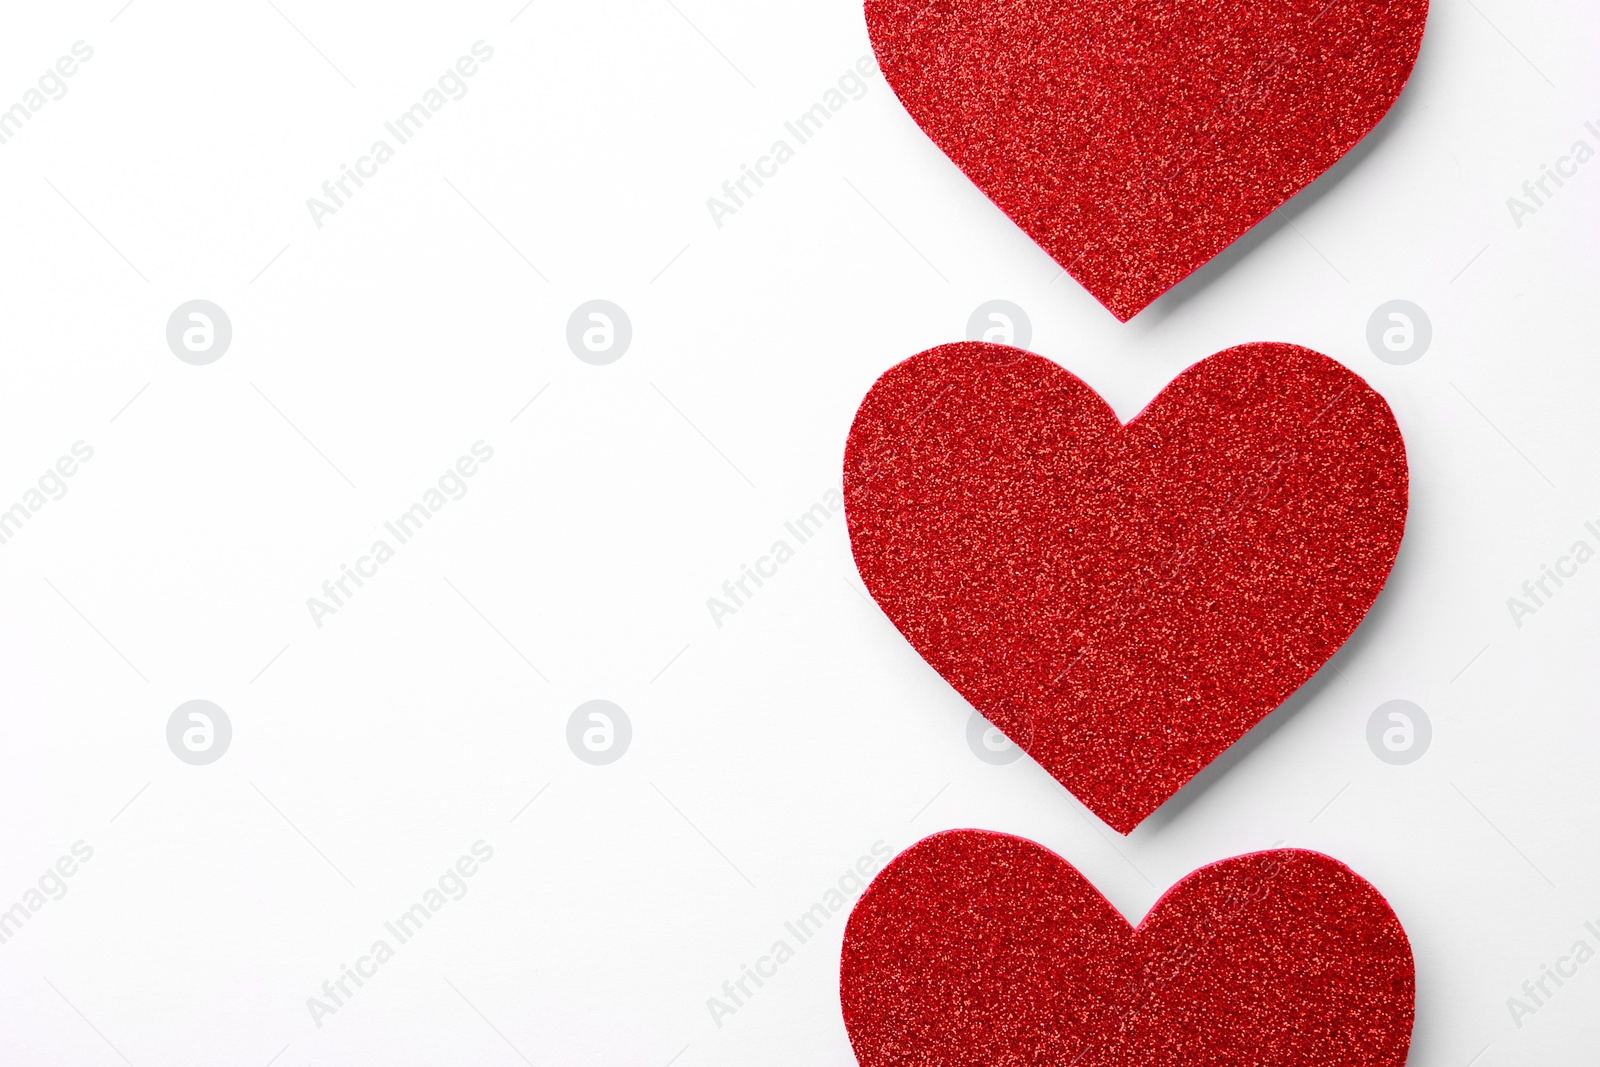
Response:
[0,1,1596,1064]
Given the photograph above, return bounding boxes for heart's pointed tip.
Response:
[1100,808,1146,836]
[1085,284,1156,323]
[1077,781,1159,833]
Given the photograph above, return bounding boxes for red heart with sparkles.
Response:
[840,830,1416,1067]
[844,342,1406,832]
[864,0,1429,320]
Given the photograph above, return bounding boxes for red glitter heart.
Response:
[844,342,1407,833]
[840,830,1416,1067]
[864,0,1429,320]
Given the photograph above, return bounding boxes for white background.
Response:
[0,1,1596,1064]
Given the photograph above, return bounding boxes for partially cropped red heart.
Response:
[844,342,1407,832]
[840,831,1416,1067]
[864,0,1429,320]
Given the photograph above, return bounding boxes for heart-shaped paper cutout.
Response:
[841,830,1416,1067]
[865,0,1429,319]
[844,342,1407,832]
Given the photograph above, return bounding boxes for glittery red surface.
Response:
[844,343,1407,833]
[841,830,1415,1067]
[864,0,1428,320]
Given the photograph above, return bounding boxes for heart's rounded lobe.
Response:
[840,830,1416,1067]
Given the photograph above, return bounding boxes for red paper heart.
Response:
[864,0,1429,320]
[844,342,1407,832]
[840,830,1416,1067]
